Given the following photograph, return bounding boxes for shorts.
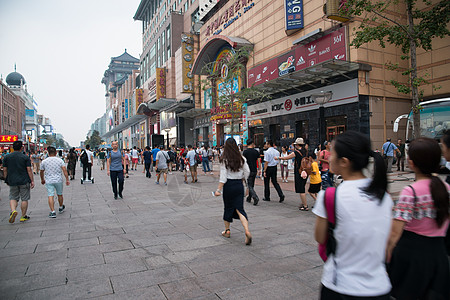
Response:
[308,183,321,193]
[157,168,168,174]
[132,158,138,164]
[45,182,63,197]
[153,161,156,167]
[9,184,31,201]
[190,164,197,172]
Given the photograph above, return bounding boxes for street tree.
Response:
[85,130,103,149]
[200,46,270,144]
[344,0,450,138]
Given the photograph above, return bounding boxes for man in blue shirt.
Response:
[185,144,198,183]
[382,138,400,173]
[151,145,160,173]
[142,146,153,178]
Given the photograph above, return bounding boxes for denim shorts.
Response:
[45,182,63,197]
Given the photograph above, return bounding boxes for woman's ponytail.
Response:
[363,151,388,202]
[430,175,449,227]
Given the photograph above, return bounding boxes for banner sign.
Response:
[242,103,248,145]
[156,68,166,100]
[181,33,195,93]
[135,89,143,113]
[212,122,217,147]
[0,135,18,143]
[125,99,129,119]
[285,0,304,32]
[248,27,346,86]
[247,79,358,121]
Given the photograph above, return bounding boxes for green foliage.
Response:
[85,130,103,149]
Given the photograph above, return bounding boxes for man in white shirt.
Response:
[263,140,284,202]
[81,145,94,181]
[131,146,139,170]
[185,144,198,183]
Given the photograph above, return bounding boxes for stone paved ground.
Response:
[0,160,417,300]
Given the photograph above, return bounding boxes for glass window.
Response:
[167,25,170,41]
[184,1,188,12]
[173,3,176,11]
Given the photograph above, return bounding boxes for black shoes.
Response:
[246,198,251,203]
[114,194,118,199]
[254,198,259,206]
[262,198,270,201]
[118,193,123,199]
[279,195,285,203]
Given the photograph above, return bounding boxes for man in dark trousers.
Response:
[81,145,94,181]
[4,141,35,223]
[263,140,285,203]
[243,139,260,205]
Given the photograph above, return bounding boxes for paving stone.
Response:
[159,277,210,300]
[95,285,167,300]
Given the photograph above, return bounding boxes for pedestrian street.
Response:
[0,161,325,299]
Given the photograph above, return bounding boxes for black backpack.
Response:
[168,150,176,163]
[80,150,88,165]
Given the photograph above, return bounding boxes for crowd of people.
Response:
[2,130,449,299]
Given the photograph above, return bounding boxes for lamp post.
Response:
[164,128,170,149]
[311,92,332,146]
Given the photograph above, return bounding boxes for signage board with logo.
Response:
[156,68,166,100]
[247,79,358,121]
[135,89,144,113]
[242,103,248,145]
[248,27,347,86]
[284,0,304,33]
[125,99,129,119]
[181,33,195,93]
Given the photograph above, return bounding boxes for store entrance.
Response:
[327,126,346,141]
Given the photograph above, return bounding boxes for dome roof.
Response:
[6,72,26,86]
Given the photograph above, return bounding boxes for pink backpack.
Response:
[318,187,337,262]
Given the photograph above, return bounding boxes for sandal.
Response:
[222,229,230,238]
[299,205,309,211]
[245,232,252,246]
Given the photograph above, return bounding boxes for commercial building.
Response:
[186,0,450,148]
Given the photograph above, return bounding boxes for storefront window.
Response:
[224,123,241,134]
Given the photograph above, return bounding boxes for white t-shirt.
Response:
[131,149,139,158]
[85,150,94,163]
[40,156,65,184]
[312,178,393,296]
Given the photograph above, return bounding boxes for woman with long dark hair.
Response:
[214,138,252,245]
[387,137,449,300]
[67,148,78,180]
[313,131,392,299]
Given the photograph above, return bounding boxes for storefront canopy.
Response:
[177,108,210,119]
[254,59,371,95]
[102,115,147,139]
[147,98,176,111]
[191,35,253,75]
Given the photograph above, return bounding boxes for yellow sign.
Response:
[156,68,166,100]
[181,33,194,93]
[135,88,144,112]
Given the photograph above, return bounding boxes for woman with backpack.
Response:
[276,138,309,210]
[386,137,449,300]
[312,131,392,299]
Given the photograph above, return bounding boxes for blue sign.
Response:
[125,99,129,119]
[25,109,34,117]
[285,0,304,31]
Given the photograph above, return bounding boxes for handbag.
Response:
[318,187,337,262]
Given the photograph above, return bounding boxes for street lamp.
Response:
[311,91,332,146]
[164,128,170,149]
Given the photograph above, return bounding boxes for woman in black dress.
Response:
[67,148,78,180]
[214,138,252,245]
[276,137,309,210]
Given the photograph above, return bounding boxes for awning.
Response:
[177,108,210,119]
[191,35,253,75]
[102,114,147,139]
[147,98,176,111]
[163,101,194,113]
[137,103,152,114]
[254,59,370,94]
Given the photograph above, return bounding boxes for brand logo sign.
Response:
[285,0,304,31]
[156,68,166,100]
[0,135,18,143]
[278,55,295,76]
[181,33,194,93]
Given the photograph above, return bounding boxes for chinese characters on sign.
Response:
[135,89,143,113]
[156,68,166,100]
[284,0,304,32]
[205,0,255,37]
[0,135,18,143]
[181,33,195,93]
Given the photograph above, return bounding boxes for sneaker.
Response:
[20,215,30,222]
[118,193,123,199]
[184,181,188,184]
[9,211,18,223]
[114,195,118,200]
[49,211,56,218]
[59,205,65,213]
[285,179,288,183]
[164,182,167,186]
[155,181,159,185]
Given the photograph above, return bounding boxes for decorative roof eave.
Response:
[191,35,253,75]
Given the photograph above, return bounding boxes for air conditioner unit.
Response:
[324,0,350,22]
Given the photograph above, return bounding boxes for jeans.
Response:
[110,170,124,196]
[82,163,92,180]
[144,162,152,178]
[385,156,394,172]
[202,157,211,172]
[321,170,334,190]
[246,171,259,202]
[264,166,284,200]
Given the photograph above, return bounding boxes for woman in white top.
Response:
[280,146,289,182]
[313,131,392,299]
[214,138,251,245]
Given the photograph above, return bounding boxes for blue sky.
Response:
[0,0,142,146]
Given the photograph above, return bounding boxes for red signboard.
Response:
[0,135,18,143]
[248,27,347,86]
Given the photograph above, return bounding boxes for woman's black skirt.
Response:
[388,230,449,300]
[294,171,307,194]
[222,179,247,222]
